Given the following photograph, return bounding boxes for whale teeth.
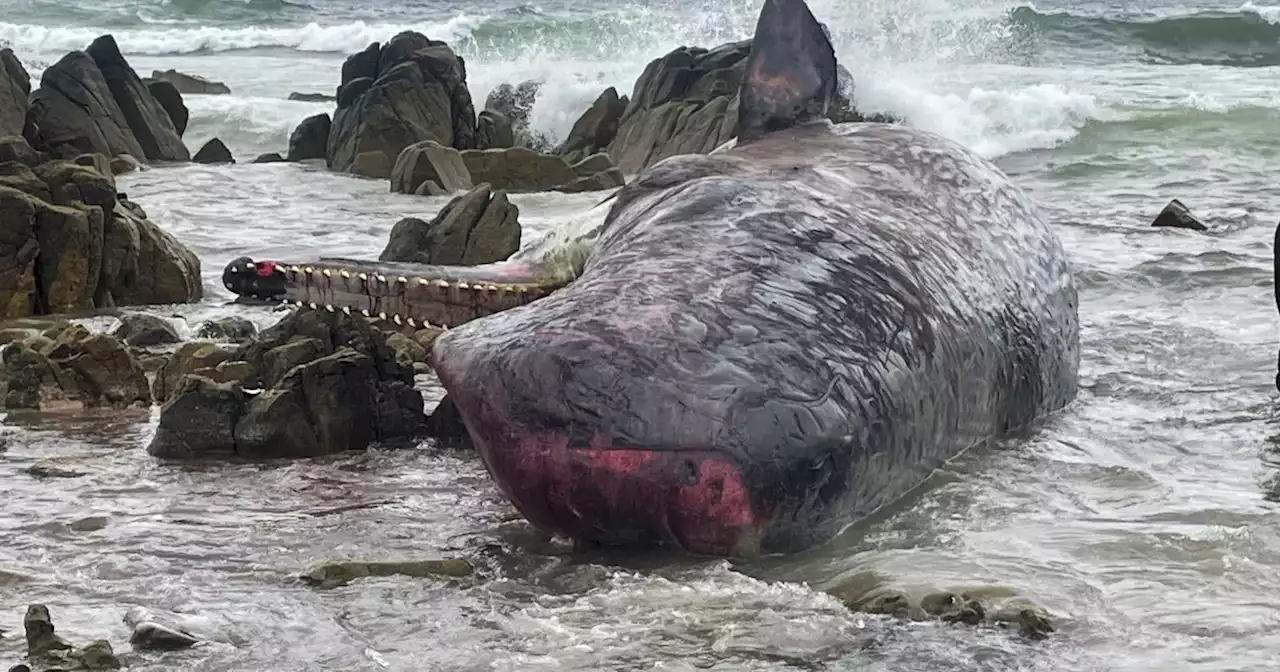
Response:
[325,304,335,312]
[397,276,407,284]
[361,309,370,317]
[342,306,351,315]
[224,281,234,289]
[484,284,498,292]
[288,265,300,274]
[340,269,351,278]
[304,266,314,273]
[295,300,304,307]
[322,269,332,277]
[406,317,416,327]
[358,272,368,280]
[244,262,254,270]
[378,312,387,321]
[229,267,238,274]
[433,279,450,288]
[416,278,429,286]
[393,314,402,325]
[376,274,387,284]
[457,282,470,290]
[308,302,317,310]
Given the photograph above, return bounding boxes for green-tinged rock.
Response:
[302,558,474,589]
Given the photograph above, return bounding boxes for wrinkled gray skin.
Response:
[433,120,1081,557]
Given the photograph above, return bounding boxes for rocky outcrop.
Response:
[555,153,626,193]
[147,310,428,459]
[98,198,202,308]
[88,36,189,162]
[150,69,231,95]
[475,109,514,150]
[327,33,477,178]
[557,86,627,165]
[1,48,31,137]
[459,147,576,192]
[390,140,472,194]
[288,91,335,103]
[605,39,884,174]
[23,604,123,670]
[193,137,234,164]
[288,113,330,162]
[111,312,180,347]
[195,316,257,343]
[1150,198,1207,232]
[3,323,150,410]
[380,183,520,266]
[27,50,148,161]
[483,80,547,150]
[144,79,188,136]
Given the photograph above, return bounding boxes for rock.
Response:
[27,456,89,478]
[24,604,72,657]
[389,139,472,194]
[151,310,426,459]
[148,374,246,458]
[569,152,616,177]
[0,162,51,200]
[287,113,330,162]
[459,147,577,192]
[151,341,233,403]
[288,91,335,102]
[74,639,122,670]
[195,316,257,342]
[129,620,199,651]
[3,339,77,409]
[87,36,189,162]
[69,515,109,531]
[483,80,547,150]
[385,331,426,367]
[0,136,41,166]
[193,137,234,164]
[44,326,150,407]
[0,48,31,137]
[1150,198,1207,232]
[109,153,143,174]
[97,200,203,308]
[111,312,180,346]
[413,180,447,196]
[411,326,443,350]
[553,168,626,194]
[379,183,520,266]
[301,558,473,589]
[28,50,148,161]
[426,394,468,444]
[475,109,514,150]
[144,79,187,136]
[252,152,285,163]
[150,69,230,95]
[192,359,252,384]
[351,150,391,178]
[327,32,477,175]
[0,185,100,316]
[557,87,627,164]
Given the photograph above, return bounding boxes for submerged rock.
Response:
[151,341,234,403]
[195,316,257,343]
[25,604,72,657]
[826,574,1056,638]
[149,69,230,95]
[379,183,520,266]
[287,113,329,162]
[26,456,90,478]
[288,91,335,102]
[389,139,472,194]
[1150,198,1208,232]
[88,36,189,162]
[124,607,199,651]
[193,138,234,164]
[301,558,474,589]
[144,78,187,137]
[111,312,180,347]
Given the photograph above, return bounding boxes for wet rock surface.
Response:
[148,309,427,459]
[192,137,234,164]
[110,312,179,347]
[149,69,230,95]
[21,604,121,670]
[301,558,474,589]
[3,323,150,410]
[287,113,329,162]
[380,183,520,266]
[1150,198,1208,231]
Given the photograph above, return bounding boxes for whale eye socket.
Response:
[681,460,700,485]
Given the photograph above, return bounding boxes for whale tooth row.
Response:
[280,265,540,296]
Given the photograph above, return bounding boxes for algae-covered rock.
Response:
[301,558,474,589]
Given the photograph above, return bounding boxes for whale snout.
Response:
[432,330,769,557]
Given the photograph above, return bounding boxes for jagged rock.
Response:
[327,33,477,175]
[88,36,189,162]
[0,48,31,137]
[97,200,203,308]
[459,147,577,192]
[414,180,447,196]
[112,312,180,346]
[569,152,615,177]
[1150,198,1207,232]
[109,153,143,174]
[475,109,514,150]
[606,39,881,174]
[144,78,187,136]
[287,113,329,162]
[195,316,257,342]
[24,604,72,657]
[386,331,427,367]
[150,69,230,95]
[28,50,147,161]
[301,558,473,589]
[129,620,199,651]
[27,456,90,478]
[380,183,519,266]
[553,167,625,194]
[150,310,426,459]
[44,324,150,407]
[288,91,335,102]
[390,140,472,194]
[351,150,391,178]
[0,162,50,200]
[253,152,285,163]
[193,137,234,164]
[426,394,468,444]
[483,80,547,150]
[73,639,122,669]
[557,86,627,165]
[151,341,234,403]
[0,185,99,316]
[2,340,76,409]
[0,136,41,166]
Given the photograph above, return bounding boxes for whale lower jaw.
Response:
[222,257,562,329]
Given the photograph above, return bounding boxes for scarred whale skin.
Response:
[219,0,1081,557]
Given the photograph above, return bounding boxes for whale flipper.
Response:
[736,0,839,144]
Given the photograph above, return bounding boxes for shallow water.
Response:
[6,0,1280,669]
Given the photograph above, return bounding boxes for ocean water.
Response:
[3,0,1280,670]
